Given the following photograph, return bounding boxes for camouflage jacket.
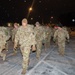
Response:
[0,27,10,41]
[34,26,45,42]
[45,27,52,39]
[54,28,69,42]
[15,25,36,47]
[12,28,18,37]
[0,30,7,45]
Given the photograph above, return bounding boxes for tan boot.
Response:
[61,50,64,56]
[61,52,64,56]
[3,54,6,61]
[12,50,17,55]
[36,56,40,60]
[21,68,26,74]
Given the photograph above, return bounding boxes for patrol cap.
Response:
[35,22,40,25]
[14,23,18,25]
[14,23,19,27]
[22,18,28,23]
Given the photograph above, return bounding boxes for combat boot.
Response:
[12,49,17,55]
[61,50,64,56]
[61,52,64,56]
[36,56,40,60]
[28,59,30,66]
[21,68,26,74]
[3,54,6,61]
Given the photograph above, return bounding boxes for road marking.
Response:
[26,47,55,75]
[43,61,68,75]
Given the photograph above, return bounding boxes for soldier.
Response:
[52,25,58,37]
[52,25,59,45]
[14,18,36,74]
[1,26,10,51]
[12,23,19,42]
[62,26,68,32]
[53,26,69,56]
[44,25,52,50]
[7,23,13,40]
[12,23,19,54]
[0,27,7,61]
[34,22,45,59]
[62,26,70,43]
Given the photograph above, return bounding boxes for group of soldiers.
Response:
[0,18,69,75]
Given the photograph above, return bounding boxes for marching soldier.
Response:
[0,27,8,61]
[12,23,19,54]
[44,25,52,50]
[34,22,45,59]
[14,18,36,74]
[53,26,69,56]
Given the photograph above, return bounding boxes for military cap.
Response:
[35,22,40,25]
[14,23,18,25]
[22,18,28,23]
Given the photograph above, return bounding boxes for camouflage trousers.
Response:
[45,41,50,49]
[58,42,65,56]
[0,44,6,61]
[45,37,51,48]
[20,46,31,71]
[36,41,42,58]
[12,35,15,42]
[5,42,8,51]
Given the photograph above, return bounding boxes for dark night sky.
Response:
[0,0,75,26]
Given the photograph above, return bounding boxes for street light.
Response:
[29,7,32,11]
[27,7,33,19]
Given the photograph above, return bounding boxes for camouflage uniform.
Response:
[12,28,18,54]
[44,26,52,49]
[12,23,19,42]
[7,26,13,39]
[14,24,36,74]
[12,28,18,41]
[62,26,68,32]
[54,27,69,56]
[0,27,8,61]
[53,26,58,45]
[62,26,70,43]
[1,27,10,40]
[34,25,45,59]
[1,27,10,51]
